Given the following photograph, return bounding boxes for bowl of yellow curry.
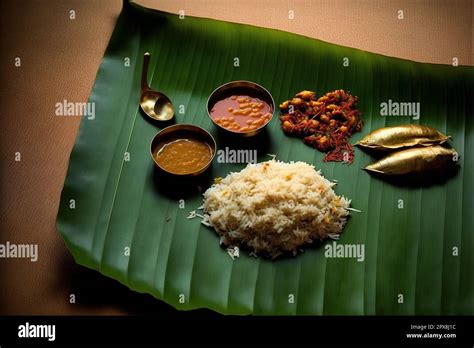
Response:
[150,124,216,177]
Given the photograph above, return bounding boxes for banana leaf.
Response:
[57,0,474,315]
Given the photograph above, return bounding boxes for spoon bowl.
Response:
[140,53,174,121]
[140,90,174,121]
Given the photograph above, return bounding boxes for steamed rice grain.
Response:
[202,160,351,258]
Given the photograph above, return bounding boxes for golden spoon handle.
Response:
[141,52,151,91]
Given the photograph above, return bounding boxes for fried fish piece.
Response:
[356,124,450,151]
[364,146,458,175]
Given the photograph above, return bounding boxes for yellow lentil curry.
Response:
[156,138,212,174]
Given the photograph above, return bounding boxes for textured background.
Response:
[0,0,472,315]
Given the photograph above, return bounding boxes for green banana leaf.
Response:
[57,0,474,315]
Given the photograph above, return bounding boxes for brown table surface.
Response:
[0,0,472,315]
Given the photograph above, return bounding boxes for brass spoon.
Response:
[140,53,174,121]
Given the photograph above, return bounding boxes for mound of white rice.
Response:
[202,160,351,258]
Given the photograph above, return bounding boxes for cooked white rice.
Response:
[202,160,351,258]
